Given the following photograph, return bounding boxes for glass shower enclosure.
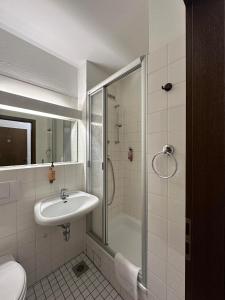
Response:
[86,56,148,288]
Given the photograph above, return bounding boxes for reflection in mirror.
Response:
[0,110,78,167]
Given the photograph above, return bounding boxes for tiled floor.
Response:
[26,253,123,300]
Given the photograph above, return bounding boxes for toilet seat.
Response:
[0,255,27,300]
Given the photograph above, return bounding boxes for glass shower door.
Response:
[87,88,107,243]
[87,56,148,289]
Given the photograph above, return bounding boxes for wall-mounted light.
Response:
[0,91,82,121]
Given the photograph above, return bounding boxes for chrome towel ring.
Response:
[152,145,177,179]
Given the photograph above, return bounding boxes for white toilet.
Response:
[0,255,27,300]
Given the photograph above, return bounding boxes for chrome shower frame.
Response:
[86,56,148,291]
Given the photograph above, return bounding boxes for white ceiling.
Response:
[0,0,149,72]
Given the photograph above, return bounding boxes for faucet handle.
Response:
[60,188,69,200]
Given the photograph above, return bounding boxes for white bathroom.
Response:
[0,0,193,299]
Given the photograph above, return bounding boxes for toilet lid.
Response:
[0,259,26,300]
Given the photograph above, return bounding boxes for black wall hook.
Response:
[162,83,173,92]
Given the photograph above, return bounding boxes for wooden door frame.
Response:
[0,115,36,164]
[184,0,225,299]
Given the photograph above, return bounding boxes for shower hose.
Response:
[107,156,115,206]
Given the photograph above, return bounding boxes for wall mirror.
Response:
[0,108,78,167]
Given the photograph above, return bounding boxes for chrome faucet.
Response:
[60,188,69,200]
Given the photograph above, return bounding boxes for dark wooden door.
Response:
[0,127,27,166]
[185,0,225,299]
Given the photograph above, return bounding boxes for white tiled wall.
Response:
[0,163,85,287]
[120,70,142,220]
[107,70,143,221]
[147,35,186,300]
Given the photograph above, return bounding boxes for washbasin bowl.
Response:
[34,191,99,226]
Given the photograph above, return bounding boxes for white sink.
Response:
[34,191,99,226]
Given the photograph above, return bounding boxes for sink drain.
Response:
[72,261,89,277]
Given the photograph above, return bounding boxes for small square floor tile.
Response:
[26,252,124,300]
